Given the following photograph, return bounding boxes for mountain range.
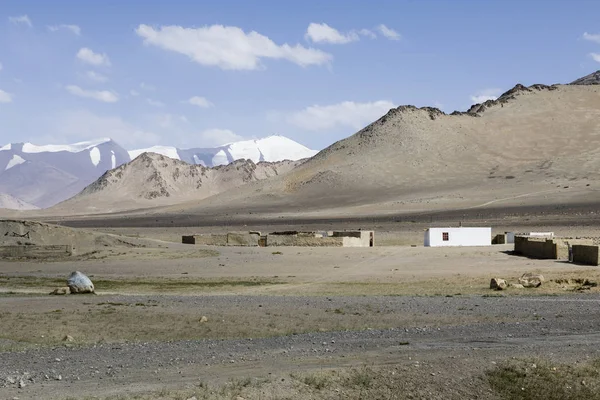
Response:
[48,70,600,220]
[0,135,316,209]
[52,153,303,214]
[4,70,600,218]
[128,136,317,167]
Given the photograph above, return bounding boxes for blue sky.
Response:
[0,0,599,151]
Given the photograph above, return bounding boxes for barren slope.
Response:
[49,153,303,214]
[168,82,600,217]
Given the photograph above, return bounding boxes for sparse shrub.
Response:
[301,373,330,390]
[346,366,374,389]
[487,358,600,400]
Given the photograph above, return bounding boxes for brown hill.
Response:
[26,72,600,221]
[167,80,600,217]
[49,153,303,214]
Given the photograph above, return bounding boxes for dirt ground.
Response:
[2,221,600,399]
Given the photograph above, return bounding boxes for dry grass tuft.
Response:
[487,358,600,400]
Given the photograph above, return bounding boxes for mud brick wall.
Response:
[572,245,600,266]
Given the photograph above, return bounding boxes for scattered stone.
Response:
[49,287,70,295]
[67,271,95,294]
[490,278,507,290]
[584,279,598,287]
[199,316,208,323]
[18,379,25,388]
[518,273,544,288]
[510,283,525,289]
[187,397,198,400]
[63,335,74,342]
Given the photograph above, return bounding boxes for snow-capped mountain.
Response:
[0,135,317,209]
[128,135,318,167]
[0,138,130,208]
[0,193,39,210]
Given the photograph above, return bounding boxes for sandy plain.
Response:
[2,213,600,399]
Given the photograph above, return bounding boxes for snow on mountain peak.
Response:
[128,145,180,160]
[0,137,130,208]
[128,135,317,168]
[0,193,39,210]
[21,137,113,154]
[5,154,26,171]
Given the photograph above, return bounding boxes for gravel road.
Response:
[2,293,600,399]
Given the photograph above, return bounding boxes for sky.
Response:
[0,0,600,151]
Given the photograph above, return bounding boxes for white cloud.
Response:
[76,48,111,67]
[470,88,502,104]
[146,98,165,107]
[9,15,32,27]
[52,110,160,148]
[66,85,118,103]
[135,23,332,70]
[591,53,600,63]
[0,62,2,72]
[0,89,13,103]
[287,100,396,131]
[305,23,359,44]
[48,24,81,35]
[583,32,600,44]
[130,90,140,96]
[187,96,213,108]
[199,128,244,146]
[377,24,401,41]
[358,29,377,39]
[85,70,108,82]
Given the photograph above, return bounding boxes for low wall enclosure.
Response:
[183,230,374,247]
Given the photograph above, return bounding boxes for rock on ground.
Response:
[49,287,70,295]
[490,278,507,290]
[67,271,95,294]
[518,273,544,288]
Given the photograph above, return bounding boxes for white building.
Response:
[528,232,554,237]
[424,227,492,247]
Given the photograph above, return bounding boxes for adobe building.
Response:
[182,230,374,247]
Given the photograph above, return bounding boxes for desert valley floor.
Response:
[3,77,600,399]
[3,207,600,399]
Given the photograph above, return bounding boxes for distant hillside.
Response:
[0,135,316,209]
[0,138,130,208]
[0,193,39,210]
[170,74,600,215]
[51,152,304,213]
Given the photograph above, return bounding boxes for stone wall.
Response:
[333,231,374,247]
[0,245,72,259]
[492,234,507,244]
[266,234,344,247]
[514,236,555,259]
[182,234,227,246]
[514,236,594,260]
[572,245,600,266]
[183,230,373,247]
[226,232,260,247]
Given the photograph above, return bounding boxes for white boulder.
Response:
[67,271,95,294]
